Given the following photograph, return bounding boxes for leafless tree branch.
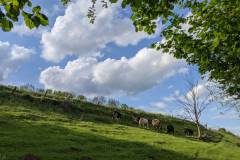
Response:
[175,76,214,138]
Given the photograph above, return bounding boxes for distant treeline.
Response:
[1,83,140,112]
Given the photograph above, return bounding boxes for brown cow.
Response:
[151,119,161,130]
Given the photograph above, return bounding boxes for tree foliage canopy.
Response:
[105,0,240,99]
[0,0,239,99]
[159,0,240,99]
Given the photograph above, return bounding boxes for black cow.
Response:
[132,116,140,124]
[184,128,194,136]
[167,124,174,135]
[112,111,121,120]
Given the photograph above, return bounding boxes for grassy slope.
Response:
[0,86,240,160]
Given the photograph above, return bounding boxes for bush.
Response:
[77,95,87,102]
[218,128,227,132]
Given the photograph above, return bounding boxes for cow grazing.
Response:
[132,116,140,124]
[112,111,121,121]
[167,124,174,135]
[132,116,149,128]
[139,117,149,128]
[184,128,193,136]
[151,119,161,130]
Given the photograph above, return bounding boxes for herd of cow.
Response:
[112,111,194,136]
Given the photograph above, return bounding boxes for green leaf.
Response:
[27,1,32,7]
[109,0,118,3]
[22,11,35,29]
[0,18,13,31]
[32,6,41,14]
[36,13,48,26]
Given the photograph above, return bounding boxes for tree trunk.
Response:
[43,90,48,99]
[196,121,201,139]
[11,86,17,95]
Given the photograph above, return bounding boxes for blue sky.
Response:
[0,0,239,135]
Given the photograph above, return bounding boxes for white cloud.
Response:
[162,96,175,102]
[0,41,34,80]
[136,104,168,114]
[148,94,184,116]
[159,89,182,104]
[12,24,47,37]
[47,4,65,17]
[41,0,149,62]
[208,125,240,136]
[151,102,167,110]
[212,110,240,120]
[40,48,187,96]
[138,99,183,115]
[178,67,189,74]
[148,80,211,117]
[226,126,240,136]
[186,83,205,98]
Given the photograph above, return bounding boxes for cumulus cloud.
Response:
[41,0,149,62]
[12,23,47,37]
[40,48,187,96]
[185,84,205,99]
[0,41,34,80]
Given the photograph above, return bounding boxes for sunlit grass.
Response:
[0,86,240,160]
[0,104,240,160]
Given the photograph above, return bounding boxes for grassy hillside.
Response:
[0,85,240,160]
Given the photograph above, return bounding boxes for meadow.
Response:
[0,85,240,160]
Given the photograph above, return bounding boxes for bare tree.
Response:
[92,96,106,105]
[42,89,53,99]
[11,86,17,95]
[176,78,214,139]
[207,82,240,114]
[108,98,120,107]
[121,103,129,110]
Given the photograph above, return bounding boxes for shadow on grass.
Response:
[0,120,210,160]
[0,92,222,143]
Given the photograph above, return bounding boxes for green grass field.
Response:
[0,85,240,160]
